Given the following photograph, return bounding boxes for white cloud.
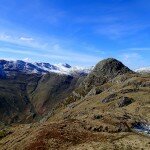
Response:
[20,37,34,42]
[118,52,144,69]
[0,32,103,66]
[23,58,31,62]
[0,33,48,50]
[0,57,15,61]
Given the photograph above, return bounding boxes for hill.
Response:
[0,71,85,124]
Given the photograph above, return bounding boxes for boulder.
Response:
[101,93,117,103]
[118,97,133,107]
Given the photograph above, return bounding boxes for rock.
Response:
[87,87,102,96]
[141,81,150,87]
[119,88,138,94]
[118,97,133,107]
[26,113,36,122]
[67,103,76,109]
[93,114,103,120]
[72,91,81,98]
[101,93,117,103]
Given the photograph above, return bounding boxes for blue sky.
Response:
[0,0,150,69]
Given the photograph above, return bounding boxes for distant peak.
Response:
[0,59,91,76]
[135,67,150,73]
[98,58,121,64]
[92,58,133,79]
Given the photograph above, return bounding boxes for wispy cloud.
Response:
[0,30,105,66]
[121,53,142,61]
[0,0,149,67]
[95,22,149,39]
[118,52,146,69]
[73,3,150,40]
[0,45,102,66]
[127,47,150,51]
[20,37,34,42]
[0,33,49,50]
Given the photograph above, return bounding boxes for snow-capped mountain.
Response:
[0,59,93,77]
[135,67,150,74]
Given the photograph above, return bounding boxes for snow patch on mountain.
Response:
[135,67,150,73]
[0,59,93,76]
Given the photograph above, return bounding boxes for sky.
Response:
[0,0,150,69]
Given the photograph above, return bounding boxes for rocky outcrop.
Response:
[90,58,133,79]
[63,58,134,106]
[78,58,134,97]
[102,93,117,103]
[118,97,134,107]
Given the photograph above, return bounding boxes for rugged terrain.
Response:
[0,58,150,150]
[0,70,85,124]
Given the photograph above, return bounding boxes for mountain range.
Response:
[135,67,150,73]
[0,60,92,78]
[0,58,150,150]
[0,59,149,79]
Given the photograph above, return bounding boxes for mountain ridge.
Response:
[0,58,149,150]
[1,59,149,78]
[0,59,93,78]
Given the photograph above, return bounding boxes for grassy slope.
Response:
[0,73,41,124]
[0,72,83,124]
[30,73,81,115]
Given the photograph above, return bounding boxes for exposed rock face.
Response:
[101,93,117,103]
[91,58,133,79]
[85,58,133,86]
[86,87,102,96]
[0,61,6,78]
[70,58,134,102]
[118,97,134,107]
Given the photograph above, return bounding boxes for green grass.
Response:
[0,130,7,139]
